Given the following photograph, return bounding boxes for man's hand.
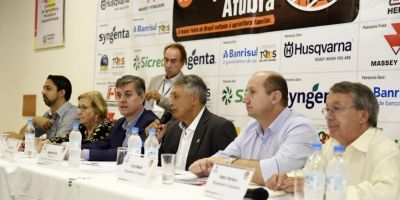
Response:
[188,158,213,177]
[265,173,296,193]
[33,116,54,130]
[145,119,167,142]
[36,139,51,153]
[145,90,161,101]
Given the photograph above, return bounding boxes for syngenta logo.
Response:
[133,55,163,70]
[288,83,328,109]
[223,47,258,58]
[284,41,352,58]
[100,0,130,10]
[98,26,129,45]
[221,86,247,105]
[187,49,216,70]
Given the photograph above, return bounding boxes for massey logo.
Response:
[133,55,163,70]
[187,49,216,70]
[284,41,352,58]
[221,86,246,105]
[223,47,258,58]
[100,0,130,10]
[286,0,338,12]
[384,23,400,55]
[98,26,129,45]
[288,83,328,109]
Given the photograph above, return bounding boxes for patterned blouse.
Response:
[49,119,113,144]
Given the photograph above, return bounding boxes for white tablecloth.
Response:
[0,153,292,200]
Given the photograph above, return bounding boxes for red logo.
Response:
[390,0,400,6]
[384,23,400,55]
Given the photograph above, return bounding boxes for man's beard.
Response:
[43,95,55,107]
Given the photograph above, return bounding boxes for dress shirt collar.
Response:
[347,127,378,153]
[256,107,291,137]
[164,72,182,82]
[49,102,74,118]
[178,106,206,135]
[122,110,144,132]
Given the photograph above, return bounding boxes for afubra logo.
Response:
[288,83,328,109]
[100,0,130,10]
[286,0,338,12]
[284,41,352,58]
[187,49,216,70]
[98,26,129,45]
[221,86,246,105]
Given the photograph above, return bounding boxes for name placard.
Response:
[204,163,254,200]
[37,144,68,165]
[2,138,22,161]
[118,154,157,185]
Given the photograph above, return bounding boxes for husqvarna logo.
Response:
[284,41,352,58]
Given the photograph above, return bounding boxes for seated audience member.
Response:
[82,75,158,161]
[145,43,186,117]
[47,91,113,144]
[147,74,237,170]
[266,81,400,200]
[189,71,319,185]
[35,75,78,138]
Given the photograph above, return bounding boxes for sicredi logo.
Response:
[100,0,130,10]
[288,83,328,109]
[286,0,338,12]
[221,86,246,105]
[384,23,400,55]
[186,49,216,70]
[98,26,129,45]
[133,55,163,70]
[284,41,352,58]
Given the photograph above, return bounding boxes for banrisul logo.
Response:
[284,41,352,58]
[223,47,258,58]
[133,55,163,70]
[100,0,130,10]
[222,86,233,105]
[221,86,247,105]
[99,26,129,45]
[187,49,216,70]
[288,83,328,109]
[133,23,157,33]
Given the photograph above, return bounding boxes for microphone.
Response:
[244,187,269,200]
[159,111,172,124]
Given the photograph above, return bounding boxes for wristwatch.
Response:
[226,156,239,165]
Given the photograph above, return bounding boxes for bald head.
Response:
[251,71,288,107]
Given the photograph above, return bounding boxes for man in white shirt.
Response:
[266,81,400,200]
[147,74,237,170]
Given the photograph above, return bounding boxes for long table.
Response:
[0,153,292,200]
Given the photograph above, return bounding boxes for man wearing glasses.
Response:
[266,81,400,199]
[145,43,186,118]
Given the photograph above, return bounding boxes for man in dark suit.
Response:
[148,75,237,170]
[82,75,158,161]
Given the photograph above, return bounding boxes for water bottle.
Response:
[144,128,159,163]
[325,145,348,200]
[304,143,326,200]
[24,119,37,158]
[127,127,142,155]
[68,122,82,167]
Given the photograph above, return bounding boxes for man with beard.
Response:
[34,75,78,139]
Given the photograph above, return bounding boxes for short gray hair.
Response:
[115,75,146,95]
[173,75,208,105]
[330,81,379,127]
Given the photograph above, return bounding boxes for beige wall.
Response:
[0,0,98,132]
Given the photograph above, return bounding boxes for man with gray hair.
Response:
[147,74,237,170]
[82,75,158,161]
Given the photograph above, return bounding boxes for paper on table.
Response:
[174,170,208,186]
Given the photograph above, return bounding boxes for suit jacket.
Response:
[82,109,158,161]
[159,108,237,170]
[146,72,184,111]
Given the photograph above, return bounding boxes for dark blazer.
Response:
[83,109,158,161]
[159,108,237,170]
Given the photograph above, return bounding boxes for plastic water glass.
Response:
[161,153,176,184]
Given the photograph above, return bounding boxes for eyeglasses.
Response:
[322,105,356,116]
